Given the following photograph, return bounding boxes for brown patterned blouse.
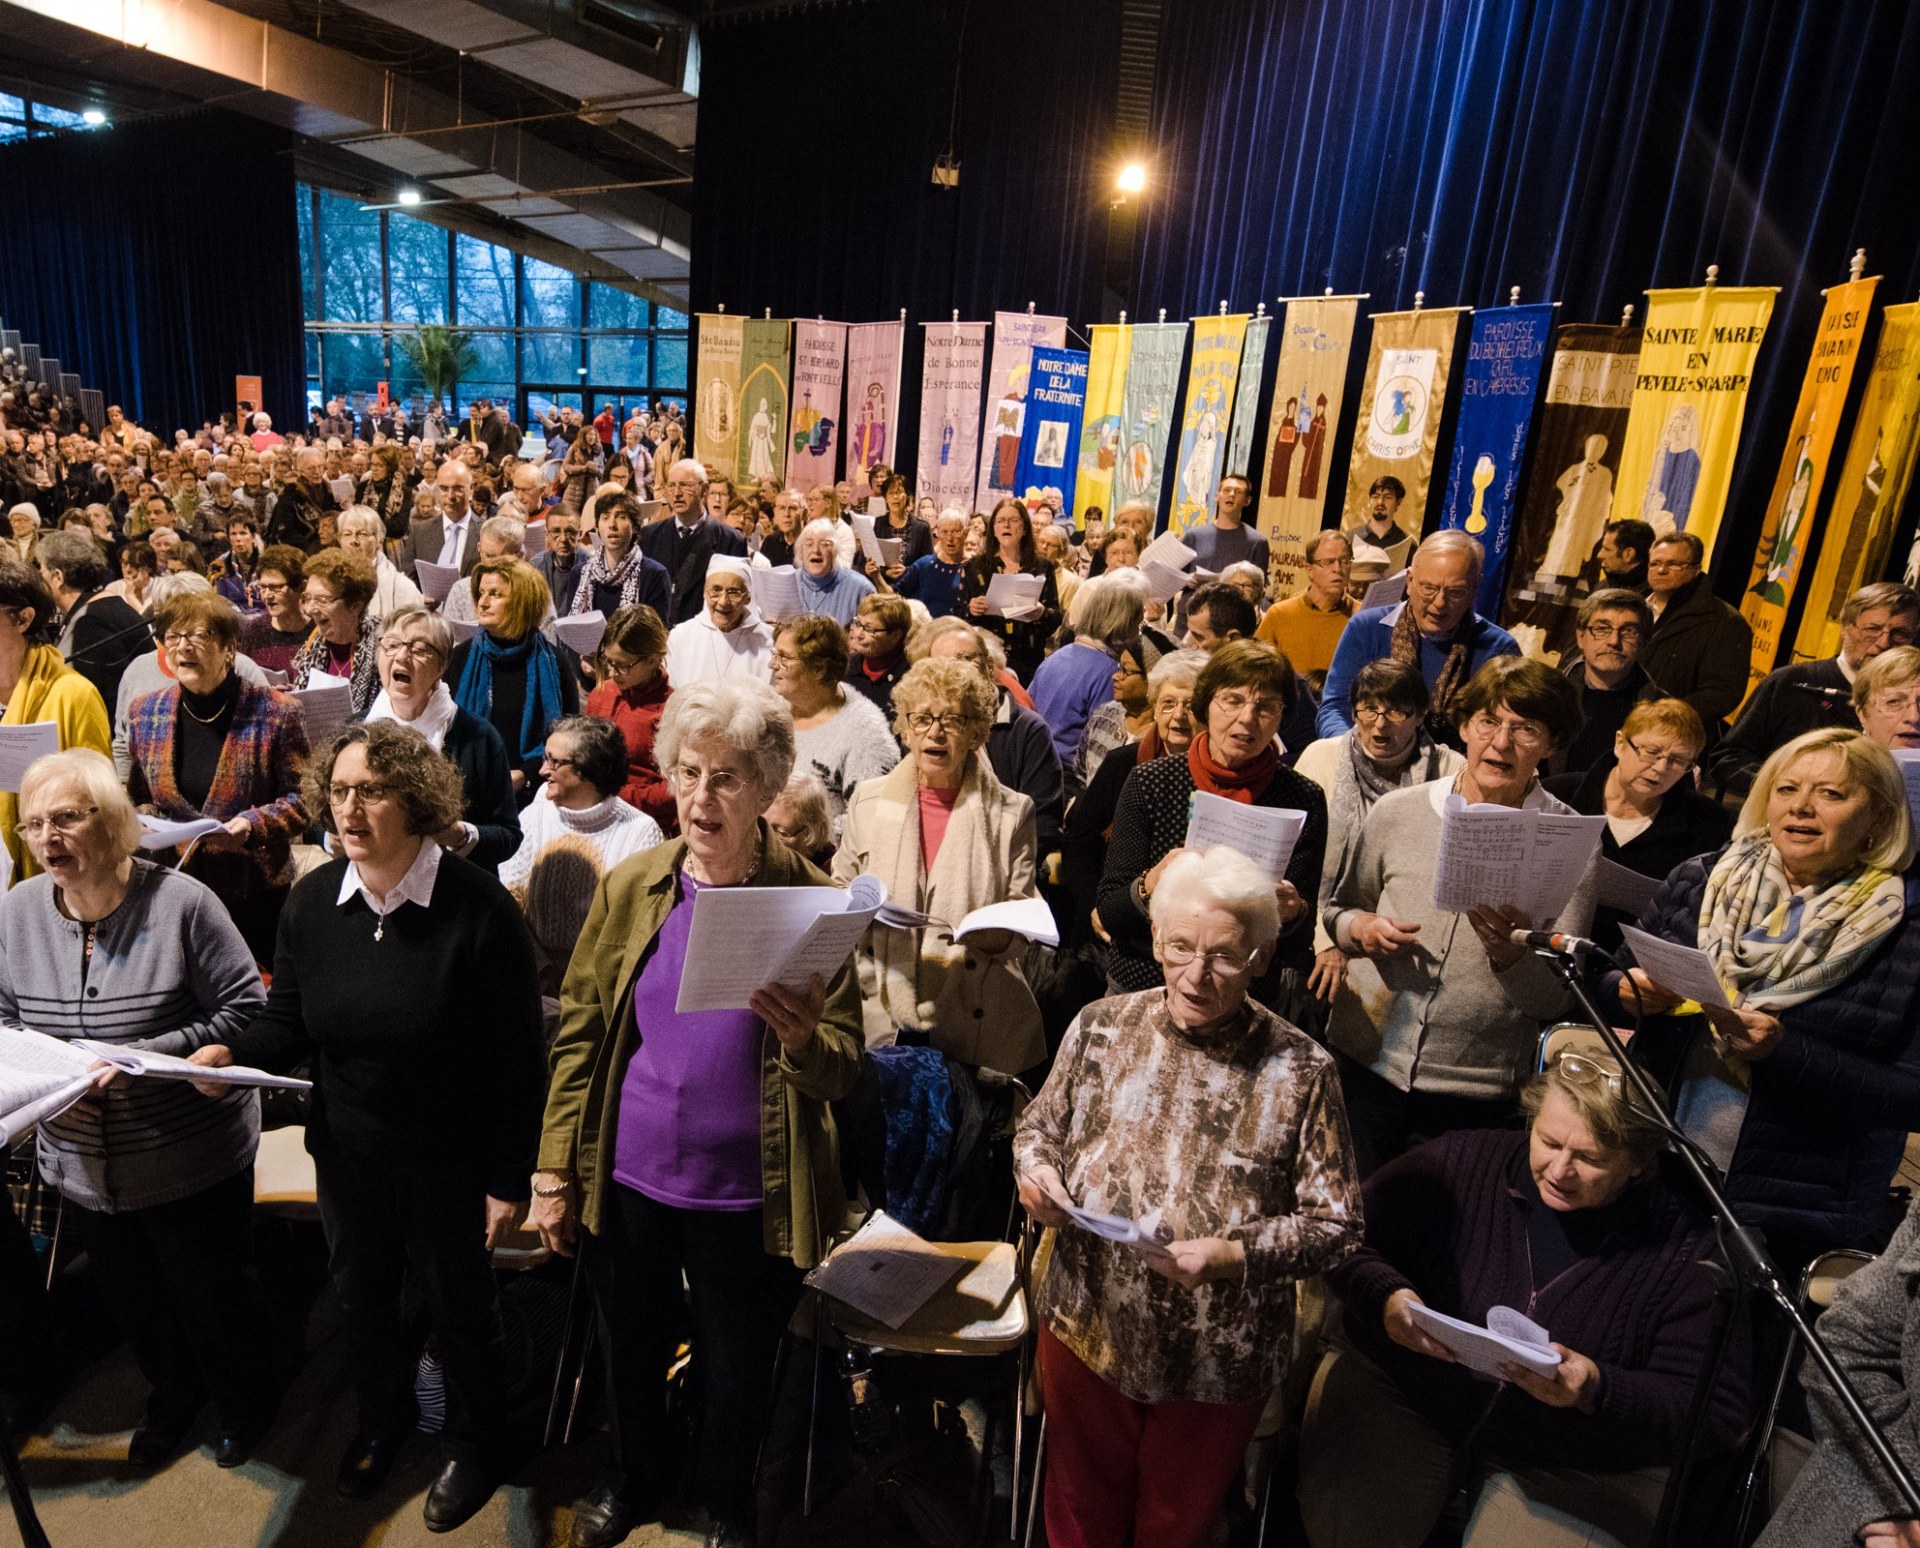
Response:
[1015,989,1363,1404]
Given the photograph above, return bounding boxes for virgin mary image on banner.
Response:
[1641,404,1703,530]
[747,396,778,481]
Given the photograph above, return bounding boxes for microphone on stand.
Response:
[1510,927,1598,955]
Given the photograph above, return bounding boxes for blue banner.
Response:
[1013,347,1091,516]
[1439,303,1555,615]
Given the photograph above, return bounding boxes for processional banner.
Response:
[976,311,1069,513]
[1438,304,1555,618]
[1113,321,1189,518]
[1012,348,1090,517]
[694,313,744,472]
[1735,275,1876,694]
[1168,313,1251,535]
[736,319,791,488]
[1222,312,1273,481]
[844,321,905,496]
[1611,284,1776,564]
[786,321,846,493]
[1341,306,1468,538]
[1256,297,1360,598]
[1797,303,1920,659]
[1075,323,1128,524]
[1501,323,1641,663]
[915,321,988,512]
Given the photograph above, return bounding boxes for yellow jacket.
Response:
[538,823,862,1267]
[2,645,113,884]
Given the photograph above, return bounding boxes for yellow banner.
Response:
[693,312,744,472]
[1341,307,1468,539]
[1611,284,1775,564]
[1258,296,1360,598]
[1169,313,1250,534]
[1793,301,1920,662]
[1075,323,1129,524]
[1737,277,1878,696]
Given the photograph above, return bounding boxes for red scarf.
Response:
[1187,731,1278,804]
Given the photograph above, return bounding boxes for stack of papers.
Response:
[1432,794,1604,920]
[874,894,1059,946]
[1185,791,1307,880]
[804,1211,967,1329]
[1406,1302,1562,1378]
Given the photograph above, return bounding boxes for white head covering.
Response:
[707,553,752,581]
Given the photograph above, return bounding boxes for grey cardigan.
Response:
[1324,777,1595,1101]
[0,859,265,1212]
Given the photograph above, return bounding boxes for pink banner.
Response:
[917,321,988,512]
[844,320,905,496]
[787,321,846,492]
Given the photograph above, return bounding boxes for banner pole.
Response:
[1274,293,1372,304]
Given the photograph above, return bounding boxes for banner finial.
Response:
[1705,264,1720,286]
[1159,309,1167,324]
[1622,303,1635,327]
[1413,291,1425,312]
[1509,286,1521,305]
[1118,310,1128,325]
[1850,248,1867,282]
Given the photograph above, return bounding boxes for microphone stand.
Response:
[1532,944,1920,1519]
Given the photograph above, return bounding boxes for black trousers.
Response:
[586,1184,801,1524]
[1336,1052,1520,1179]
[0,1177,49,1398]
[315,1148,509,1462]
[68,1165,268,1427]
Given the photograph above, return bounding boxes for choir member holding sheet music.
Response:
[1098,641,1325,1014]
[191,722,545,1530]
[361,603,522,871]
[533,679,861,1548]
[1541,698,1731,959]
[833,656,1046,1073]
[1325,657,1593,1176]
[288,548,381,714]
[1602,728,1920,1272]
[961,499,1062,684]
[125,591,310,964]
[0,750,270,1470]
[0,555,113,884]
[1302,1058,1746,1548]
[1016,846,1361,1548]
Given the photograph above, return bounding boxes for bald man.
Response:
[400,460,484,580]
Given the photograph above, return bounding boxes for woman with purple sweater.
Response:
[532,677,863,1548]
[1298,1057,1750,1548]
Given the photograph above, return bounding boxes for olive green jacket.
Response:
[538,824,863,1267]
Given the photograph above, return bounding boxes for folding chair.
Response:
[252,1124,319,1220]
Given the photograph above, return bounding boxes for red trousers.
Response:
[1037,1322,1265,1548]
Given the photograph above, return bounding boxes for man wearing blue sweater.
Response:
[1318,530,1519,739]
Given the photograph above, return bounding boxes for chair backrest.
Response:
[1801,1248,1874,1310]
[1539,1022,1613,1073]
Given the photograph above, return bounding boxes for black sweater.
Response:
[442,707,524,872]
[228,852,546,1200]
[1703,655,1857,799]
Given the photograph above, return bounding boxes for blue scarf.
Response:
[454,628,566,765]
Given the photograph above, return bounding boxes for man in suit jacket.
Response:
[400,461,484,583]
[449,399,507,465]
[636,457,747,624]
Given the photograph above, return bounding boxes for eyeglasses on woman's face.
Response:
[1158,938,1259,978]
[1354,703,1415,727]
[1465,710,1548,749]
[328,780,395,808]
[17,805,97,839]
[667,764,749,797]
[904,711,972,735]
[1620,737,1693,773]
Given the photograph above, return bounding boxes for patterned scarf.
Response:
[1335,726,1449,817]
[570,541,649,617]
[1390,603,1472,739]
[1698,832,1905,1010]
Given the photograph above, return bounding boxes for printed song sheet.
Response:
[983,572,1045,619]
[1593,857,1664,917]
[135,814,228,851]
[1618,925,1732,1009]
[72,1040,311,1090]
[1432,794,1604,920]
[289,672,354,747]
[1185,791,1306,880]
[0,1027,95,1147]
[1895,751,1920,833]
[1407,1303,1562,1378]
[749,565,803,623]
[0,721,60,793]
[676,877,888,1013]
[804,1211,965,1329]
[552,610,609,657]
[414,560,461,604]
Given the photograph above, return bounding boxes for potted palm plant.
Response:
[396,324,480,411]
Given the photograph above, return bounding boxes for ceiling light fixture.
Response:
[1116,162,1147,195]
[397,187,423,206]
[82,108,108,126]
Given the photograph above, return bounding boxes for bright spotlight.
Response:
[397,187,423,206]
[1116,162,1147,195]
[82,108,108,127]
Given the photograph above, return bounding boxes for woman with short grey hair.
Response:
[0,748,270,1470]
[1032,573,1145,771]
[336,504,423,623]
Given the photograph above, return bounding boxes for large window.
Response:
[296,182,689,420]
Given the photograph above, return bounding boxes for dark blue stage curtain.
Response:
[0,111,305,436]
[691,0,1121,325]
[1131,0,1920,591]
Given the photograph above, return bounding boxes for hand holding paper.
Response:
[1618,924,1731,1010]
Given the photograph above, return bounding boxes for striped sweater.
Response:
[0,861,266,1212]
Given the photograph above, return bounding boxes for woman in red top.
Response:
[584,605,674,830]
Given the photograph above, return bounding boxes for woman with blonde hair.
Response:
[447,556,580,797]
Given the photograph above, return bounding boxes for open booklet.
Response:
[0,1026,309,1148]
[1432,793,1605,921]
[873,894,1059,947]
[676,876,891,1013]
[1407,1302,1562,1378]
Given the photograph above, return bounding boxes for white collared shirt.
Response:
[437,513,472,568]
[338,838,443,923]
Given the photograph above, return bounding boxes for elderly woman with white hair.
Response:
[1030,574,1146,770]
[533,678,862,1548]
[663,553,776,686]
[1016,845,1362,1548]
[0,749,270,1469]
[793,516,876,626]
[336,503,423,623]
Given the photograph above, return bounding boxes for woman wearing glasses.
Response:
[1543,698,1731,957]
[663,554,775,688]
[0,750,270,1471]
[834,655,1046,1073]
[288,548,382,716]
[583,604,676,829]
[1016,846,1362,1548]
[1325,657,1593,1176]
[125,591,311,964]
[192,722,545,1531]
[1299,1054,1747,1548]
[533,679,861,1548]
[1098,641,1327,1014]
